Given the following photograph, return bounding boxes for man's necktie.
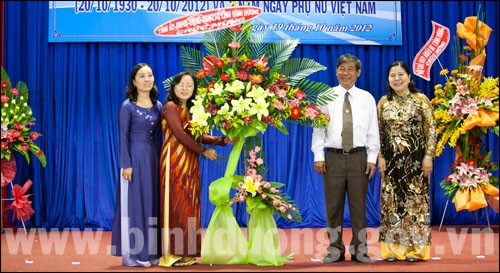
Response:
[342,92,353,152]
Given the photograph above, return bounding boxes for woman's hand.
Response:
[203,148,217,160]
[378,157,386,179]
[122,167,133,182]
[422,155,433,178]
[224,136,237,145]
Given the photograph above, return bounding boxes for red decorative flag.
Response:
[413,21,450,81]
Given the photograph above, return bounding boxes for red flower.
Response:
[6,180,35,222]
[290,106,301,119]
[229,25,242,32]
[215,58,225,68]
[262,115,275,125]
[196,69,208,78]
[249,74,263,84]
[445,174,453,182]
[254,56,269,72]
[222,119,233,131]
[30,132,39,140]
[245,59,254,67]
[278,81,289,89]
[15,122,25,130]
[202,56,218,75]
[243,116,253,124]
[206,103,218,115]
[467,160,476,167]
[1,81,7,88]
[10,88,19,95]
[36,150,44,157]
[1,95,9,103]
[236,71,248,81]
[295,89,307,99]
[20,143,30,151]
[206,80,215,91]
[220,73,231,82]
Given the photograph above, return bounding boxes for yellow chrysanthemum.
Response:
[440,69,449,75]
[430,97,443,106]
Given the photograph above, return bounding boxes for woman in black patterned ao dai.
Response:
[377,61,436,262]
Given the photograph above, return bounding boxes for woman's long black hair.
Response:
[125,63,160,104]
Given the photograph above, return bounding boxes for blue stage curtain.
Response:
[3,1,498,230]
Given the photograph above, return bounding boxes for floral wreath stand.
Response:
[2,67,46,234]
[438,199,493,232]
[1,155,33,234]
[201,132,294,266]
[438,132,499,232]
[432,12,499,232]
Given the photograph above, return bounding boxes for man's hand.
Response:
[314,161,326,174]
[366,162,376,180]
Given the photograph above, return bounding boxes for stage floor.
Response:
[1,226,498,272]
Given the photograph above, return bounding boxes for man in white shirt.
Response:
[311,54,380,264]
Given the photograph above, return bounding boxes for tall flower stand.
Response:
[247,206,290,266]
[438,198,492,231]
[1,156,18,232]
[0,155,32,234]
[438,136,499,232]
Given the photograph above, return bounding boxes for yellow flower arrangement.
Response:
[431,11,499,211]
[432,70,498,156]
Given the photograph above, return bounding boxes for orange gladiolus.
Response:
[456,16,492,51]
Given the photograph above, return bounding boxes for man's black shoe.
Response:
[323,254,345,263]
[351,254,372,263]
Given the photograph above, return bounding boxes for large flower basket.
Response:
[432,10,499,213]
